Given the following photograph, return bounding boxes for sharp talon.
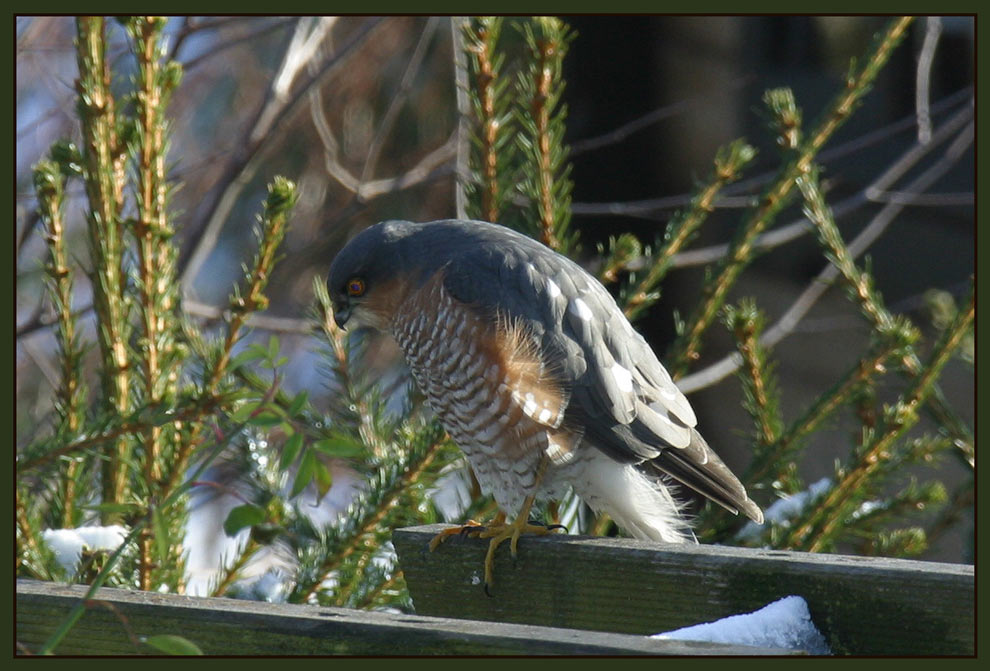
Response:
[546,524,566,531]
[484,582,494,598]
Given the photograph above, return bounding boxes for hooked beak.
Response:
[332,302,350,329]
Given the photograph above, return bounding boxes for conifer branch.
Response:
[16,490,51,581]
[667,16,914,378]
[797,167,973,466]
[515,17,575,252]
[124,16,186,589]
[623,140,755,321]
[747,325,917,489]
[34,157,88,526]
[17,391,233,473]
[76,16,134,518]
[209,537,262,597]
[165,178,297,497]
[724,300,782,449]
[785,282,973,551]
[462,17,512,223]
[290,425,447,604]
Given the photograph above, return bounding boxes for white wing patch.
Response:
[610,362,634,393]
[569,297,593,321]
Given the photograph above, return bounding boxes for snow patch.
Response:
[41,525,128,574]
[653,595,831,654]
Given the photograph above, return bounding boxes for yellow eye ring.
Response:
[346,278,365,297]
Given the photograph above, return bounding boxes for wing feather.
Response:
[437,222,761,522]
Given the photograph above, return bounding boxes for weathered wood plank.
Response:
[15,579,797,655]
[393,524,974,655]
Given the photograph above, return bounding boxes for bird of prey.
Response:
[328,219,763,591]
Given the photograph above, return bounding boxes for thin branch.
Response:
[359,16,440,183]
[673,99,972,269]
[866,190,972,207]
[178,17,383,291]
[16,392,229,473]
[677,111,973,395]
[184,298,318,335]
[451,17,470,220]
[570,75,753,156]
[311,81,459,202]
[178,18,295,72]
[915,17,943,144]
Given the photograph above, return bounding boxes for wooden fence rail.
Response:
[15,579,794,655]
[16,524,973,656]
[393,524,974,656]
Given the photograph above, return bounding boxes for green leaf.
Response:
[229,345,268,372]
[279,432,304,471]
[312,435,366,459]
[312,459,333,504]
[290,449,317,499]
[223,503,267,537]
[267,335,280,362]
[144,634,203,656]
[287,389,309,417]
[229,400,261,423]
[247,410,283,427]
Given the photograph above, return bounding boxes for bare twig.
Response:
[184,298,318,335]
[360,17,440,183]
[451,17,470,220]
[311,84,459,202]
[570,86,972,220]
[569,75,753,156]
[678,115,973,395]
[179,17,383,291]
[915,17,943,144]
[179,18,295,72]
[673,100,973,269]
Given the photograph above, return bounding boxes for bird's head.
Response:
[328,220,442,331]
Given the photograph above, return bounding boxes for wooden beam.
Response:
[15,579,796,655]
[393,524,974,655]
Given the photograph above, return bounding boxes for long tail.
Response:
[647,429,765,525]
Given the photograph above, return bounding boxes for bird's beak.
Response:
[332,302,350,330]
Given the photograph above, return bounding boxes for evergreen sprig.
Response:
[461,17,516,225]
[798,168,974,467]
[514,17,576,253]
[76,16,134,519]
[34,158,90,529]
[666,17,915,379]
[622,139,756,321]
[785,282,973,551]
[724,300,783,451]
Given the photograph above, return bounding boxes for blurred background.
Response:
[16,16,974,570]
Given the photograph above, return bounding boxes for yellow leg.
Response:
[427,512,505,552]
[428,455,564,595]
[476,494,564,593]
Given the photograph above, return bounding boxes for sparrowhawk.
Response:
[328,219,763,589]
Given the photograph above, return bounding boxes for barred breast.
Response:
[389,270,576,514]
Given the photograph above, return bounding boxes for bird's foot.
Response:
[476,515,565,596]
[427,519,491,552]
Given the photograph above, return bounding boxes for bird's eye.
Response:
[346,278,365,297]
